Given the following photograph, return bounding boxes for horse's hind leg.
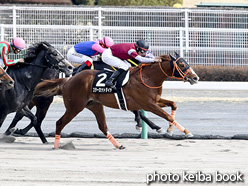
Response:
[87,101,125,149]
[54,108,81,149]
[132,110,142,132]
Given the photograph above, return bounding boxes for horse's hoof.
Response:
[13,129,24,135]
[118,145,126,150]
[166,129,173,136]
[185,132,194,138]
[0,134,16,143]
[156,128,166,134]
[136,126,142,133]
[9,127,17,135]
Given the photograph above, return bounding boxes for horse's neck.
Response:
[141,62,172,86]
[10,51,47,93]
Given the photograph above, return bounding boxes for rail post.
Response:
[141,109,148,139]
[10,6,17,38]
[1,24,4,41]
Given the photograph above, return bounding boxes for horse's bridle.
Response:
[0,71,7,84]
[20,48,65,92]
[44,48,67,71]
[139,57,192,89]
[23,49,65,71]
[168,57,191,80]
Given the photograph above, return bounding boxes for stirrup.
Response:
[105,80,116,89]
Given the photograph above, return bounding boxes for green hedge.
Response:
[192,65,248,81]
[73,0,183,6]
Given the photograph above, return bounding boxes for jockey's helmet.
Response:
[11,37,26,51]
[100,37,114,48]
[135,39,149,54]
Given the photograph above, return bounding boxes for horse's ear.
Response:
[169,54,176,60]
[42,43,49,49]
[175,52,180,58]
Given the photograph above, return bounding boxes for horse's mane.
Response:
[24,41,52,63]
[157,54,171,62]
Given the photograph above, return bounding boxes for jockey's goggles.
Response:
[12,45,21,53]
[15,48,21,53]
[139,47,148,54]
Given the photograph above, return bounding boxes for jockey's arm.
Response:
[92,43,105,54]
[144,51,155,58]
[134,55,154,63]
[17,58,25,63]
[1,45,18,66]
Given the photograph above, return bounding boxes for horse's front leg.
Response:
[157,97,177,136]
[17,96,53,137]
[5,110,25,135]
[147,102,193,137]
[22,106,48,143]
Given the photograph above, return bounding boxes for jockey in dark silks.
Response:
[127,50,154,66]
[101,39,159,89]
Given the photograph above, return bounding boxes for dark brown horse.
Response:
[0,66,14,90]
[11,68,59,143]
[35,53,199,149]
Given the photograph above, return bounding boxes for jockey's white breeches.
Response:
[67,47,93,64]
[0,59,5,68]
[102,48,131,71]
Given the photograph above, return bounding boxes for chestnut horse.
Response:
[35,53,199,149]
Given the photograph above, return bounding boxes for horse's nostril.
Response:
[68,66,73,70]
[193,77,198,81]
[10,81,14,85]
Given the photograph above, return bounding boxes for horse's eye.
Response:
[179,63,185,68]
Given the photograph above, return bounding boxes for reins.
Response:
[139,63,164,89]
[0,71,7,78]
[23,62,48,68]
[139,57,191,89]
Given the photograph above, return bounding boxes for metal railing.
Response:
[0,5,248,67]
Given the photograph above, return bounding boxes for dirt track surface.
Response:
[0,137,247,186]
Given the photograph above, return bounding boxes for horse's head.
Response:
[169,52,199,85]
[42,43,74,76]
[0,66,14,90]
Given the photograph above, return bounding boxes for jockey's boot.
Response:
[73,63,91,75]
[105,69,125,89]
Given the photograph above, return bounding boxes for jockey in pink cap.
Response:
[0,37,25,69]
[67,36,114,75]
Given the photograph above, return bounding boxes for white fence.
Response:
[0,5,248,67]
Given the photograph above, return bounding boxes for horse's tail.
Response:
[34,78,68,97]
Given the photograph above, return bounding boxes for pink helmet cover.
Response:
[100,36,114,48]
[11,37,26,50]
